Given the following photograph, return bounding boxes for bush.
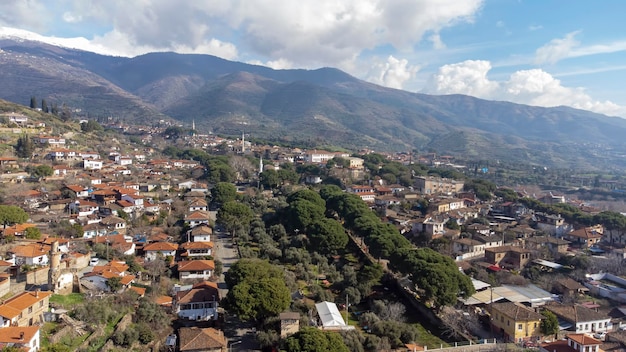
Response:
[136,322,155,344]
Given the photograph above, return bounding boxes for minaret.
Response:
[259,157,264,173]
[241,131,245,153]
[192,119,196,135]
[48,241,61,293]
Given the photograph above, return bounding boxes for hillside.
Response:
[1,38,626,169]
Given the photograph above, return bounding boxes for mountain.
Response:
[1,38,626,169]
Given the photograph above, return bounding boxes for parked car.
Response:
[89,258,100,266]
[593,332,606,340]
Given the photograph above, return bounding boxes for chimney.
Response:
[19,332,24,340]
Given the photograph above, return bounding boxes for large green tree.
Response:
[0,205,28,227]
[224,259,290,321]
[284,199,325,233]
[308,218,349,254]
[390,247,474,308]
[211,182,237,205]
[217,201,254,238]
[284,327,349,352]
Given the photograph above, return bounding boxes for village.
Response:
[1,109,626,352]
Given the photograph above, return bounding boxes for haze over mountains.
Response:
[1,38,626,169]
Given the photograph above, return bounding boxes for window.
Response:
[507,320,510,326]
[28,307,32,314]
[534,322,537,328]
[39,301,43,308]
[518,324,523,330]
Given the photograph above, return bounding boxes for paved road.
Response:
[212,229,259,352]
[212,230,239,300]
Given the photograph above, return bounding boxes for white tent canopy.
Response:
[315,301,346,328]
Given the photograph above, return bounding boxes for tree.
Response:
[308,218,349,254]
[540,310,559,337]
[28,164,53,178]
[260,169,280,189]
[211,182,237,205]
[390,247,475,308]
[24,227,41,240]
[0,205,28,228]
[224,259,290,321]
[227,277,291,321]
[445,219,460,230]
[41,99,48,113]
[217,201,254,238]
[284,199,326,233]
[284,327,349,352]
[81,120,103,132]
[15,134,34,159]
[29,96,37,109]
[107,276,123,292]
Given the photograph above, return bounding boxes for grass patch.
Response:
[50,293,85,308]
[413,323,449,349]
[40,322,59,349]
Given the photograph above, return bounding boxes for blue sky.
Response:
[1,0,625,117]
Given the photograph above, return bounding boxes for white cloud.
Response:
[62,12,82,24]
[528,24,543,31]
[425,60,498,97]
[429,34,446,50]
[30,0,480,67]
[496,21,505,28]
[367,55,419,89]
[0,0,49,31]
[535,31,581,65]
[424,60,626,117]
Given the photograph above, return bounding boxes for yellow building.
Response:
[491,302,543,343]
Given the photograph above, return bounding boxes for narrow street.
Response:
[212,228,259,352]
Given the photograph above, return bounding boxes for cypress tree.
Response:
[15,134,34,159]
[41,99,49,113]
[29,96,37,109]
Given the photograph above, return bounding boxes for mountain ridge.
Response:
[1,38,625,169]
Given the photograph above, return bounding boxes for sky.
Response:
[1,0,626,117]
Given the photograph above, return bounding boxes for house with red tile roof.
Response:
[0,325,40,352]
[173,281,219,321]
[0,290,52,327]
[184,211,211,227]
[565,226,603,248]
[178,260,215,281]
[540,334,602,352]
[186,224,213,243]
[178,327,226,352]
[9,244,49,266]
[80,261,135,292]
[180,241,213,258]
[143,242,179,261]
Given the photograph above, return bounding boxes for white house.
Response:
[143,242,178,261]
[80,261,134,292]
[178,260,214,281]
[83,159,103,170]
[544,302,612,334]
[82,224,108,239]
[174,281,219,321]
[303,150,332,163]
[0,326,40,352]
[180,242,213,258]
[69,199,99,217]
[9,244,49,266]
[185,211,211,227]
[187,224,212,242]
